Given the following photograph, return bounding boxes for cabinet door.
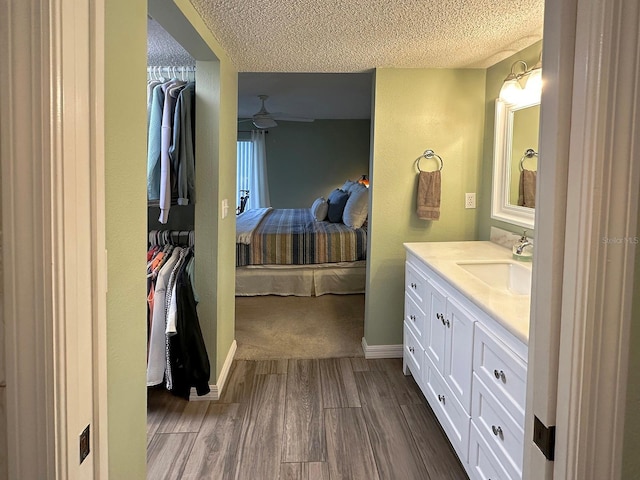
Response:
[473,323,527,426]
[405,258,427,304]
[424,279,447,374]
[403,323,423,383]
[472,374,524,479]
[423,355,471,463]
[444,296,475,413]
[468,423,511,480]
[405,293,425,345]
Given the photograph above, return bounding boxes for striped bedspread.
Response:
[236,208,367,266]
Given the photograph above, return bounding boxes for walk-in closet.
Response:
[145,0,227,409]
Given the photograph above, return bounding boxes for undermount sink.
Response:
[456,261,531,295]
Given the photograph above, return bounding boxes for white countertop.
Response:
[403,241,531,344]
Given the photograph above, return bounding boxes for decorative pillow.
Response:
[310,197,328,221]
[342,186,369,228]
[341,180,357,193]
[326,188,350,223]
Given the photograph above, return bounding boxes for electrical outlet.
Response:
[465,193,476,209]
[221,198,229,219]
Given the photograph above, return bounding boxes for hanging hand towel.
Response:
[517,169,537,208]
[416,170,441,220]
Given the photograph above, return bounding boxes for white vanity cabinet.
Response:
[403,243,530,480]
[404,252,476,463]
[469,323,527,479]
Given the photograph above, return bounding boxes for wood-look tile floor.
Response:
[147,358,468,480]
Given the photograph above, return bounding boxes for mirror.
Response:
[491,98,540,229]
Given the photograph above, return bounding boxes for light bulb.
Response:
[523,68,542,102]
[499,78,523,104]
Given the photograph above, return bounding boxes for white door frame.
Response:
[554,0,640,478]
[1,0,107,478]
[526,0,640,479]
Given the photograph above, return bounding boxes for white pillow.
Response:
[342,187,368,228]
[310,197,328,221]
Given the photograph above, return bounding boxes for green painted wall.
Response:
[263,120,371,208]
[365,68,486,346]
[104,0,147,476]
[478,41,542,239]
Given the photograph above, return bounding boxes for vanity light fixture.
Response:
[499,54,542,105]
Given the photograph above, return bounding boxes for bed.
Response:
[235,206,367,296]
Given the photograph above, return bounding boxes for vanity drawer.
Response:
[469,422,512,480]
[403,324,423,382]
[423,355,470,463]
[405,258,427,305]
[472,373,524,479]
[473,323,527,426]
[404,294,426,344]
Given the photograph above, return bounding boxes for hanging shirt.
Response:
[147,246,183,386]
[158,80,186,224]
[147,83,165,201]
[169,82,196,206]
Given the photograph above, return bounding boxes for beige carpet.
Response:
[235,294,365,360]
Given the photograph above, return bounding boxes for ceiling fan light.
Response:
[252,115,277,129]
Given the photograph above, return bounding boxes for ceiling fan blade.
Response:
[271,114,315,122]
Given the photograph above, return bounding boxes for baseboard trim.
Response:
[189,339,237,401]
[361,337,403,359]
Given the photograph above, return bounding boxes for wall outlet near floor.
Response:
[465,193,476,209]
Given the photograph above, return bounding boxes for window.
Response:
[236,130,270,213]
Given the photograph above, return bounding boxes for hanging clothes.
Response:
[170,82,196,206]
[146,74,196,223]
[168,249,210,399]
[146,231,209,398]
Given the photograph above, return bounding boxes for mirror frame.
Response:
[491,98,538,229]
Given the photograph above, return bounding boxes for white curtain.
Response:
[237,130,271,211]
[249,130,270,208]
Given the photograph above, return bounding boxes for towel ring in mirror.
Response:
[519,148,538,171]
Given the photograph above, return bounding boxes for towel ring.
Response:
[416,149,443,172]
[519,148,538,171]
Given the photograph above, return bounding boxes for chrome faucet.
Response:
[515,231,533,255]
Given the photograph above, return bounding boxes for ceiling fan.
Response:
[241,94,314,129]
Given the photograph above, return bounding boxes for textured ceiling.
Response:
[188,0,544,72]
[147,18,195,67]
[149,1,544,119]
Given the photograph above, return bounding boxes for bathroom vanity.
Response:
[403,241,531,480]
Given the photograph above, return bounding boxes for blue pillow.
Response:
[326,188,349,223]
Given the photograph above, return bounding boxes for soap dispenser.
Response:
[513,230,534,261]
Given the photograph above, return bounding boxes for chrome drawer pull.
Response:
[493,369,507,383]
[436,312,445,325]
[491,425,504,439]
[437,394,446,404]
